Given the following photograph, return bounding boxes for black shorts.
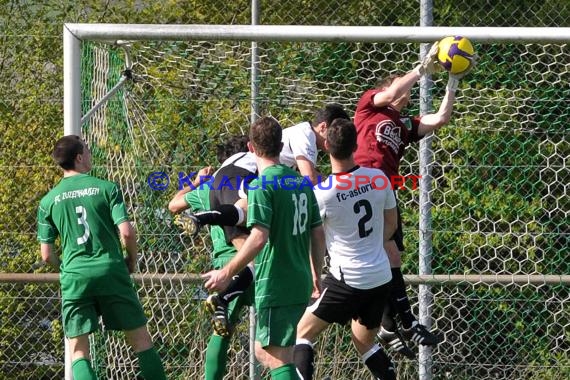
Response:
[390,203,404,252]
[309,273,391,329]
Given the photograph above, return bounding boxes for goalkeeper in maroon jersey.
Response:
[353,42,477,356]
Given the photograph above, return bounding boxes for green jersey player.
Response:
[202,116,326,380]
[37,135,166,380]
[168,135,255,380]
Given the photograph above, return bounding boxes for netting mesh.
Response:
[79,42,255,380]
[73,37,568,379]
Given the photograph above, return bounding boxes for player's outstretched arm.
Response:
[374,41,440,108]
[417,89,456,135]
[373,69,420,108]
[168,166,213,213]
[418,54,478,136]
[168,190,192,213]
[296,157,321,186]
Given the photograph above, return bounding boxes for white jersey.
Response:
[280,121,317,169]
[218,151,257,173]
[215,152,258,199]
[313,166,396,289]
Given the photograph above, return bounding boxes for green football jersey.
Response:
[247,164,322,308]
[37,173,131,298]
[184,185,237,268]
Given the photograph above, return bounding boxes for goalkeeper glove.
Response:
[447,53,479,92]
[173,213,202,238]
[415,41,441,76]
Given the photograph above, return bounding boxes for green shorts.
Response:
[256,303,306,348]
[62,289,147,338]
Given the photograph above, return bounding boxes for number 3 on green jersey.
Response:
[75,205,90,244]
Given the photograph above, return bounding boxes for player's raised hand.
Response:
[416,41,441,76]
[197,165,214,177]
[192,165,215,188]
[311,277,322,301]
[447,54,479,92]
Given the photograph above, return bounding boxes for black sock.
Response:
[364,347,396,380]
[381,297,397,332]
[218,266,253,303]
[294,343,314,380]
[195,204,241,226]
[391,267,415,329]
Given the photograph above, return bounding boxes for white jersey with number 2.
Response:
[313,166,396,289]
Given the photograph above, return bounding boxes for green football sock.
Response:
[205,334,230,380]
[71,358,97,380]
[137,347,167,380]
[270,363,299,380]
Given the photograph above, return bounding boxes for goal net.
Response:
[70,25,569,379]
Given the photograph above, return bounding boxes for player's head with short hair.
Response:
[249,116,283,158]
[312,103,350,150]
[312,103,350,128]
[216,134,249,163]
[326,118,357,160]
[375,75,399,89]
[375,74,412,110]
[52,135,91,171]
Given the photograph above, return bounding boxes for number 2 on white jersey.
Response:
[75,205,90,245]
[354,199,373,238]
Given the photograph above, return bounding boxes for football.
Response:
[437,36,475,74]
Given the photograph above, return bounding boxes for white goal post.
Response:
[64,24,570,135]
[62,24,570,380]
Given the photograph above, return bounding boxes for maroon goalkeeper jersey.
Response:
[354,88,423,178]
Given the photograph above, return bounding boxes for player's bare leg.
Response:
[256,342,298,380]
[68,334,97,380]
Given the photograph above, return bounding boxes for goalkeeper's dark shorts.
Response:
[389,196,405,252]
